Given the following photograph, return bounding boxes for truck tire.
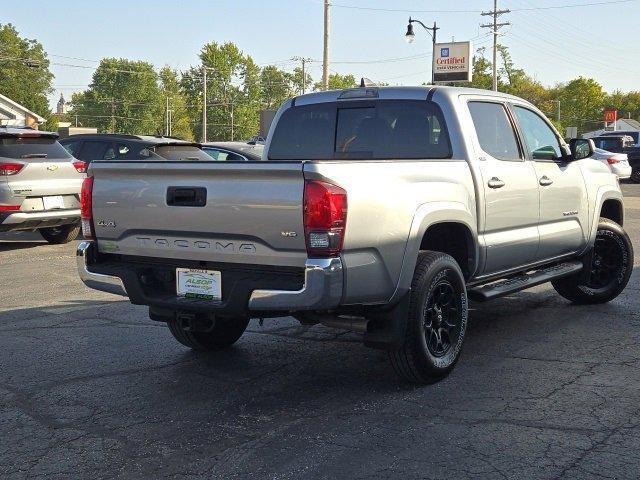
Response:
[39,224,80,244]
[552,218,633,304]
[631,167,640,184]
[168,316,250,351]
[389,251,468,384]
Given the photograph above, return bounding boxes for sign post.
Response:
[433,41,473,83]
[604,109,618,131]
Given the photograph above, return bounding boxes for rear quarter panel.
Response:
[304,160,476,304]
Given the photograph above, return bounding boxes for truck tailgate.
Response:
[90,161,307,267]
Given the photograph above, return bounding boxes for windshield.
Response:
[0,137,71,160]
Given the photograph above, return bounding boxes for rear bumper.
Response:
[0,209,80,232]
[76,241,343,313]
[248,257,343,310]
[77,241,128,296]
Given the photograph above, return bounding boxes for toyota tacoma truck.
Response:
[77,87,633,383]
[1,127,85,243]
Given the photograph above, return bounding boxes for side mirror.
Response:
[569,138,594,161]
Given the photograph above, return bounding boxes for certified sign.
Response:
[433,41,472,83]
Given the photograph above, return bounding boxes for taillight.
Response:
[607,157,620,165]
[0,205,21,212]
[303,180,347,257]
[0,162,25,175]
[73,161,87,173]
[80,176,94,239]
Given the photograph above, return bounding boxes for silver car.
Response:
[0,127,85,244]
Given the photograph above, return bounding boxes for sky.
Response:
[3,0,640,109]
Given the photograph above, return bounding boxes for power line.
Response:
[325,0,637,13]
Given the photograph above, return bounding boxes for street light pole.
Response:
[405,17,439,85]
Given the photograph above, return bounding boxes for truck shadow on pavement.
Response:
[0,283,638,478]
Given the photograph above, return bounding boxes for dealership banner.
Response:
[433,42,472,83]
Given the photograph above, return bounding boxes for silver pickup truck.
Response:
[77,86,633,383]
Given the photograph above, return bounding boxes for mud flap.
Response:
[363,292,410,350]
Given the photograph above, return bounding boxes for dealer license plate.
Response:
[176,268,222,300]
[43,195,64,210]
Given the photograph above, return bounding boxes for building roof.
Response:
[0,93,45,123]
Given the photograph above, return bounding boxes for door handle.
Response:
[539,176,553,186]
[487,177,505,189]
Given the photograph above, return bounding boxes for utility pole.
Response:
[556,100,561,122]
[165,97,170,136]
[291,56,313,94]
[230,104,234,141]
[481,0,510,92]
[202,66,208,142]
[110,100,115,133]
[322,0,330,90]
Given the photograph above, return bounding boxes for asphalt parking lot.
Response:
[1,184,639,480]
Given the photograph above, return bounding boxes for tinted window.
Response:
[468,102,520,160]
[153,145,211,161]
[61,140,81,156]
[269,103,335,160]
[513,106,562,160]
[203,148,246,161]
[0,137,71,160]
[269,100,451,160]
[593,138,621,152]
[79,141,110,161]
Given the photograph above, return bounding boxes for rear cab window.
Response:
[0,135,71,160]
[268,100,451,160]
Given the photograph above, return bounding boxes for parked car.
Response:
[60,134,212,162]
[76,86,633,384]
[202,141,264,161]
[591,147,632,179]
[599,130,639,145]
[591,134,640,183]
[0,127,85,243]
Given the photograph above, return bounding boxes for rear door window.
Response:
[468,102,521,161]
[268,100,451,160]
[0,136,71,160]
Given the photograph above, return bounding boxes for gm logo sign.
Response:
[440,48,450,58]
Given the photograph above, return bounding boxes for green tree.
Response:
[182,42,247,141]
[159,67,193,140]
[71,58,162,134]
[314,73,357,91]
[466,47,494,90]
[0,23,55,129]
[555,77,606,135]
[291,66,313,95]
[260,65,293,110]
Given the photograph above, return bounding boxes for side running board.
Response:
[468,260,583,302]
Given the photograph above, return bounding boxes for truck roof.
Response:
[292,85,529,106]
[0,126,58,138]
